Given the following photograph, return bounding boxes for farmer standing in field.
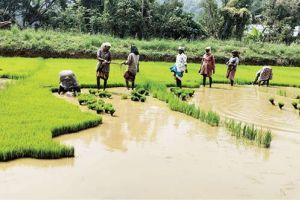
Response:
[199,47,216,88]
[96,42,112,90]
[122,45,140,90]
[170,47,188,88]
[226,50,240,86]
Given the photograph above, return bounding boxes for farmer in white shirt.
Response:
[170,47,188,88]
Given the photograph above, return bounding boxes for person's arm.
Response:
[184,55,188,73]
[212,55,216,73]
[123,54,133,65]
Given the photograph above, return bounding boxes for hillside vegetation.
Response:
[0,28,300,66]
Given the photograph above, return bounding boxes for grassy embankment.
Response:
[1,57,300,161]
[1,28,300,66]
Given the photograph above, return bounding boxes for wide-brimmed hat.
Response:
[103,42,111,47]
[178,47,185,51]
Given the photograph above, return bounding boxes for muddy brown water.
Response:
[192,84,300,135]
[0,87,300,199]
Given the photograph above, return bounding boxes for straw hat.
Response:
[178,47,185,51]
[205,47,211,51]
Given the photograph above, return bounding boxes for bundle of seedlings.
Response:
[78,94,115,116]
[98,90,112,98]
[121,94,129,100]
[225,119,272,148]
[170,87,195,101]
[292,102,298,109]
[78,94,97,105]
[296,95,300,99]
[89,89,112,98]
[278,102,285,109]
[269,97,275,105]
[130,87,149,102]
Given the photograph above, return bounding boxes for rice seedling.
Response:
[224,119,272,148]
[278,102,285,109]
[98,90,112,98]
[121,94,129,100]
[169,87,195,101]
[292,102,298,109]
[130,87,149,102]
[277,89,287,97]
[144,81,220,127]
[269,97,275,105]
[296,95,300,100]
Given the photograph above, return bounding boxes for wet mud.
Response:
[0,87,300,199]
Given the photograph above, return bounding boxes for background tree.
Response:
[199,0,222,38]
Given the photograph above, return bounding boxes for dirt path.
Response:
[0,88,300,199]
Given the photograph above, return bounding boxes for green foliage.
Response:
[262,0,300,44]
[225,119,272,148]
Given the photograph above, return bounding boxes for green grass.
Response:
[1,57,299,161]
[1,28,300,65]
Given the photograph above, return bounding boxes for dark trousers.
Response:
[97,77,108,90]
[203,75,212,88]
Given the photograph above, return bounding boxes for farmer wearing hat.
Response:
[122,45,140,90]
[253,66,273,86]
[226,50,240,86]
[199,47,216,88]
[170,47,188,88]
[96,42,112,90]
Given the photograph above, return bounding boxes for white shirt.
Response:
[176,53,187,72]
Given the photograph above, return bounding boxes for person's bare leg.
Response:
[97,77,100,89]
[209,77,212,88]
[132,81,135,90]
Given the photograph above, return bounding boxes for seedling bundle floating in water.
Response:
[130,87,149,102]
[89,89,112,98]
[78,93,115,116]
[278,102,285,109]
[170,87,195,101]
[269,97,275,105]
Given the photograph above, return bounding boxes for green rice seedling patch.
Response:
[277,89,287,97]
[78,93,116,116]
[170,87,195,101]
[224,119,272,148]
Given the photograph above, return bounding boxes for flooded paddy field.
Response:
[0,87,300,199]
[192,84,300,135]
